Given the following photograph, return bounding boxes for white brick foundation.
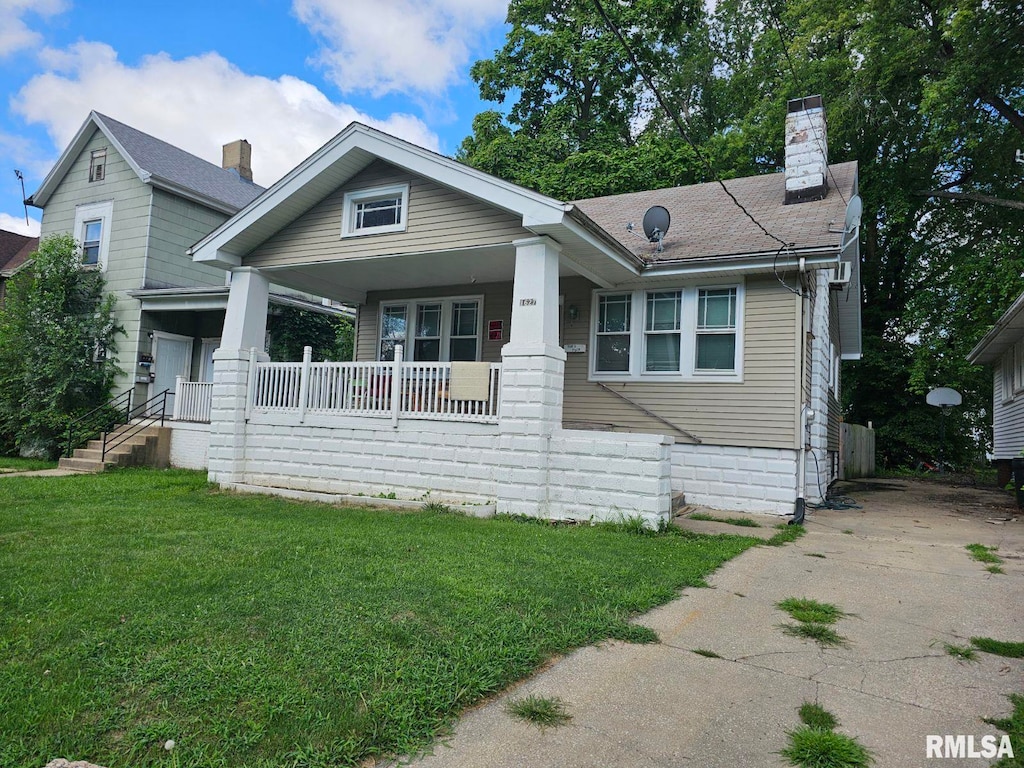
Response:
[672,443,798,516]
[167,421,210,470]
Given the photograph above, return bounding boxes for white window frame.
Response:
[588,281,745,382]
[89,148,107,182]
[377,295,483,362]
[1015,339,1024,396]
[1002,350,1015,404]
[73,200,113,271]
[341,183,410,238]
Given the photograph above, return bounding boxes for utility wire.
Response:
[591,0,794,252]
[763,0,849,207]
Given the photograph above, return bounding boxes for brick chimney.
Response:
[222,139,253,182]
[784,95,828,204]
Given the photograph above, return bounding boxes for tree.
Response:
[266,306,354,363]
[463,0,1024,467]
[0,234,124,458]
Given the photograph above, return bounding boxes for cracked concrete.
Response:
[399,477,1023,768]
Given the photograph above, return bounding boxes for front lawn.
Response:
[0,455,58,472]
[0,469,764,768]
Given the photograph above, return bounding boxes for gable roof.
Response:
[0,228,38,277]
[27,112,264,215]
[968,291,1024,365]
[574,161,858,263]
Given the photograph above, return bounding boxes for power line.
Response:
[591,0,794,252]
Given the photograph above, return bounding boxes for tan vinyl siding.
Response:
[145,189,228,289]
[357,281,513,362]
[39,129,152,395]
[562,276,800,449]
[246,160,531,268]
[993,355,1024,459]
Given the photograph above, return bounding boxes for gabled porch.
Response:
[205,236,675,526]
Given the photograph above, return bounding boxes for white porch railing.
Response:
[172,377,213,423]
[250,345,501,424]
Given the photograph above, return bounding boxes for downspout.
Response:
[790,266,811,525]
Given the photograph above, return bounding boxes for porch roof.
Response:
[127,285,353,318]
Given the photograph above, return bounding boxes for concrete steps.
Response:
[58,423,170,473]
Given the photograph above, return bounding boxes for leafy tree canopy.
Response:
[461,0,1024,467]
[0,233,125,458]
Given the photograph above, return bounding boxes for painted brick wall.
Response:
[671,443,798,515]
[168,422,210,470]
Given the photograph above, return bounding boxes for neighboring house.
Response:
[967,291,1024,484]
[190,95,862,525]
[25,112,345,434]
[0,228,37,306]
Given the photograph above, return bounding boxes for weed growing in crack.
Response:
[506,695,572,729]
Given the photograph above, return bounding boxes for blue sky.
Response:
[0,0,512,236]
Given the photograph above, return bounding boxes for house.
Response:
[967,291,1024,485]
[190,95,861,525]
[25,112,346,464]
[0,228,38,306]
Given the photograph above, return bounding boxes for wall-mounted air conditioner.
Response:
[829,261,851,288]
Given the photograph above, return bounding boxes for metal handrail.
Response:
[101,389,170,461]
[65,388,133,457]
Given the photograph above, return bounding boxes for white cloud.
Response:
[0,0,68,57]
[0,212,40,237]
[293,0,508,96]
[13,42,441,187]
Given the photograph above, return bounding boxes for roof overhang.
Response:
[622,245,839,284]
[126,285,353,317]
[190,123,611,270]
[968,291,1024,365]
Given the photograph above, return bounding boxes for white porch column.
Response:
[208,267,271,485]
[498,236,566,518]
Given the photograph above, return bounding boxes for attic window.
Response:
[341,183,409,237]
[89,148,107,182]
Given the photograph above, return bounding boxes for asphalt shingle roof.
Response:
[573,161,857,262]
[96,113,264,212]
[0,229,37,274]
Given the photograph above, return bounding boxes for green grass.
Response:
[767,524,806,546]
[0,455,58,471]
[972,638,1024,658]
[0,469,762,768]
[988,565,1006,574]
[805,553,827,559]
[799,702,839,731]
[688,512,762,528]
[966,543,1003,565]
[692,648,722,659]
[778,598,848,625]
[781,726,873,767]
[842,529,854,535]
[779,623,849,648]
[943,643,978,661]
[985,694,1024,767]
[505,695,572,728]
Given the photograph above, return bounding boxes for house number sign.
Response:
[520,298,537,306]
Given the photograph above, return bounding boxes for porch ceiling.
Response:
[258,238,639,305]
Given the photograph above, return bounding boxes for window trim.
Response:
[73,200,113,271]
[89,148,107,182]
[377,294,484,362]
[588,281,745,382]
[341,183,410,238]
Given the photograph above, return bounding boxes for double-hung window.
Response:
[379,296,482,362]
[342,183,409,237]
[591,283,743,380]
[695,288,738,371]
[596,294,631,372]
[73,200,113,270]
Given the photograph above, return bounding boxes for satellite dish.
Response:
[642,205,671,252]
[844,194,862,233]
[926,387,962,407]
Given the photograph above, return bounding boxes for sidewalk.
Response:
[402,478,1023,768]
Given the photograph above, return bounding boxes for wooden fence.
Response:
[840,423,875,479]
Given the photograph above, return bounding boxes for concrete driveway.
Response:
[403,478,1023,768]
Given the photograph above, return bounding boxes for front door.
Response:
[151,332,193,414]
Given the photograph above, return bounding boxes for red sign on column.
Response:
[488,320,503,341]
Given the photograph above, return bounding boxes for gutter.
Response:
[640,246,839,278]
[966,291,1024,364]
[141,172,257,217]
